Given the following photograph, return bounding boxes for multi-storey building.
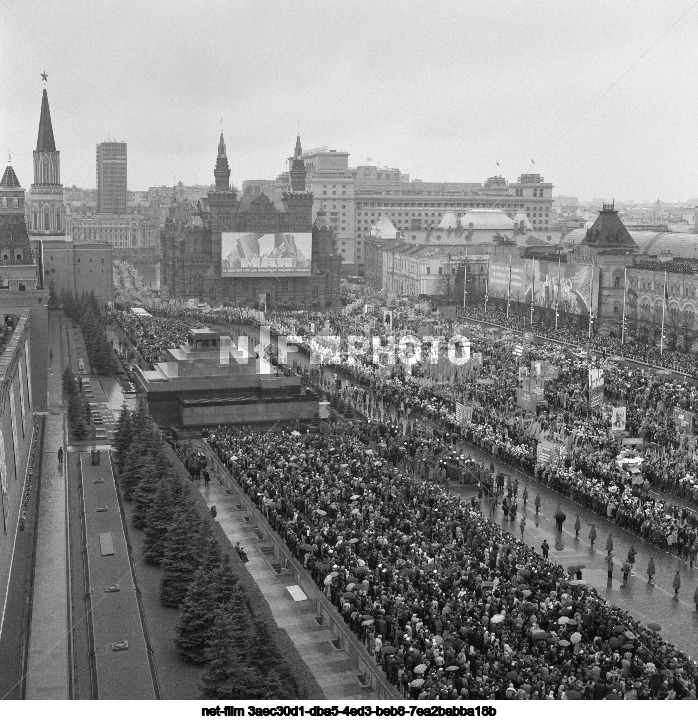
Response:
[66,213,159,258]
[96,142,128,215]
[266,149,553,275]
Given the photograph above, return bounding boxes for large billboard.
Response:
[221,232,312,276]
[488,258,599,315]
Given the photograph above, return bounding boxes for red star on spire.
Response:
[41,71,48,82]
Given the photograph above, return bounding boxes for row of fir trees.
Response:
[62,366,90,439]
[114,405,303,700]
[62,290,119,376]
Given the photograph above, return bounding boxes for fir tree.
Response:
[175,540,224,663]
[209,554,239,605]
[132,449,173,529]
[143,476,178,565]
[199,605,264,700]
[159,501,205,607]
[113,404,133,472]
[249,618,297,699]
[119,442,150,501]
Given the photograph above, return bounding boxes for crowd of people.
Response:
[115,300,698,560]
[459,306,697,377]
[208,425,697,700]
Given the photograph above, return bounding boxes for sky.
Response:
[2,0,698,203]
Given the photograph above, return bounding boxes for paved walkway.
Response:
[191,454,378,701]
[25,311,70,699]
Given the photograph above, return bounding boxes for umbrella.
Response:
[409,679,424,688]
[518,569,531,579]
[382,645,396,655]
[353,567,370,575]
[316,509,327,516]
[350,494,360,500]
[558,616,570,625]
[566,690,582,700]
[613,625,625,633]
[345,583,355,591]
[361,619,374,626]
[342,592,356,599]
[445,665,460,672]
[414,664,427,674]
[522,590,532,598]
[433,635,443,645]
[570,632,582,644]
[567,564,586,574]
[346,575,358,583]
[362,614,374,620]
[491,614,505,624]
[558,639,571,648]
[299,543,314,552]
[647,622,662,632]
[316,563,332,571]
[622,643,635,650]
[569,579,587,586]
[324,574,335,586]
[604,693,622,700]
[625,631,636,639]
[291,430,301,436]
[348,538,359,544]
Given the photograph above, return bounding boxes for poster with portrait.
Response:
[611,406,627,432]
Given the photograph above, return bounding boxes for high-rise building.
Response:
[28,88,65,234]
[96,142,127,214]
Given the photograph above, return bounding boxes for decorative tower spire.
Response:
[290,134,307,192]
[36,88,56,152]
[214,132,231,191]
[31,81,64,234]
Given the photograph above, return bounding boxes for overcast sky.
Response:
[2,0,698,203]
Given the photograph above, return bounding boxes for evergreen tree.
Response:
[209,554,239,605]
[119,442,150,501]
[249,618,297,699]
[175,540,224,663]
[113,404,133,472]
[132,448,173,529]
[159,501,205,607]
[199,605,265,700]
[143,475,178,565]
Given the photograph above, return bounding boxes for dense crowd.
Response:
[208,425,698,700]
[117,303,698,559]
[459,306,697,376]
[113,310,202,365]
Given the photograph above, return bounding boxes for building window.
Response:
[18,283,26,292]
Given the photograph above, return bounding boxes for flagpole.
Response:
[462,247,467,309]
[660,269,667,355]
[588,270,594,340]
[555,250,561,331]
[507,253,512,320]
[484,277,488,313]
[621,268,627,344]
[530,259,535,326]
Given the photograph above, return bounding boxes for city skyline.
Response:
[2,1,698,202]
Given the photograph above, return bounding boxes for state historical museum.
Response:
[161,135,341,309]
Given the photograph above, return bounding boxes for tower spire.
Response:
[290,134,307,192]
[214,132,231,191]
[36,88,56,152]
